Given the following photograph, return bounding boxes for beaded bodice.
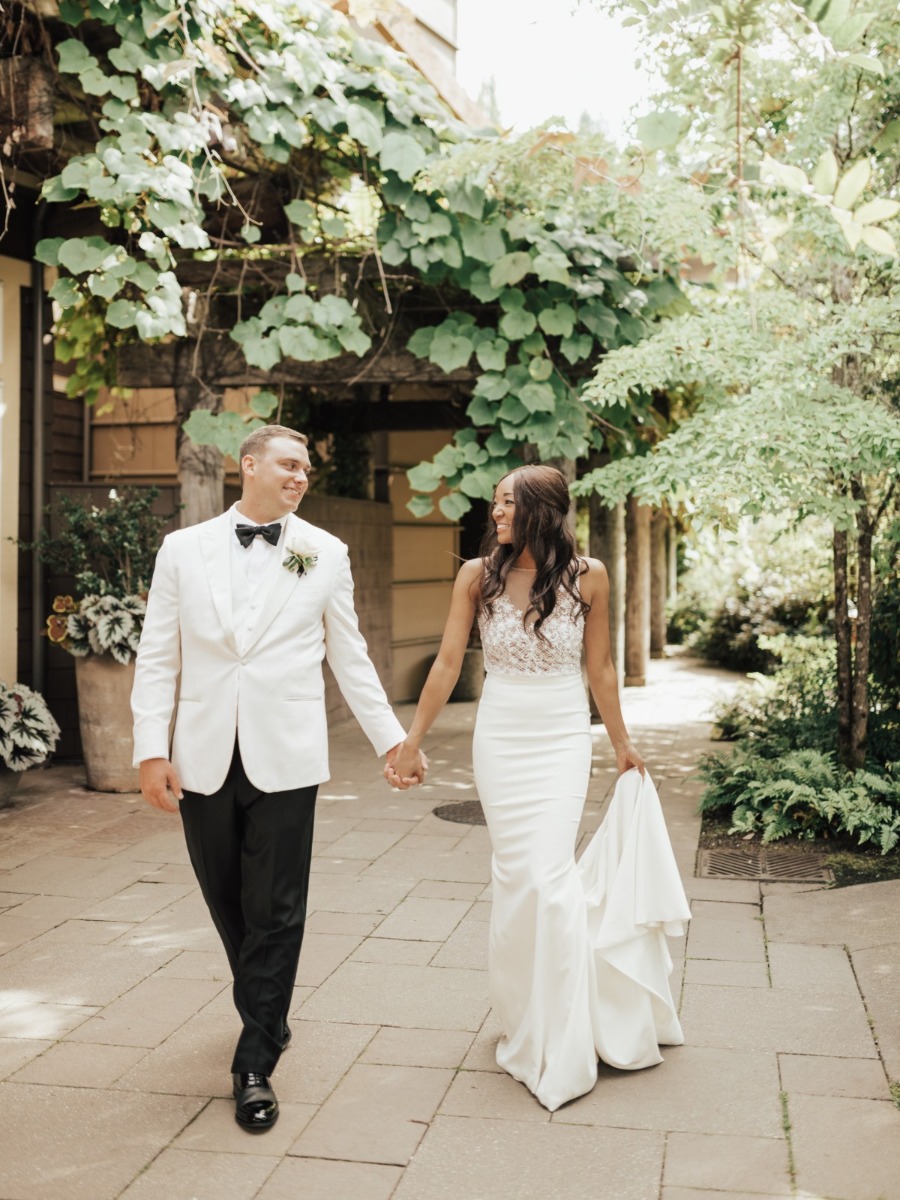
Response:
[478,585,585,678]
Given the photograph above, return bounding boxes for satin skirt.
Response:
[472,673,690,1112]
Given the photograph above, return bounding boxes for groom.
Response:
[131,423,424,1132]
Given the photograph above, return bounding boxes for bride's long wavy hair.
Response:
[479,464,589,639]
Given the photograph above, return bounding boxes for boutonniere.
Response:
[283,536,319,577]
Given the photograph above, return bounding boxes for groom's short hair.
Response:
[239,424,308,464]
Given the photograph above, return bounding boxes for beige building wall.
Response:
[0,258,31,684]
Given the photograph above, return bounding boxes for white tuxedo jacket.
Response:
[131,510,405,794]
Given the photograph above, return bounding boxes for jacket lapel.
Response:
[240,513,315,655]
[199,512,236,652]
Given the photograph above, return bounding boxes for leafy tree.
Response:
[577,0,900,768]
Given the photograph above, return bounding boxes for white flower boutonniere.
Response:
[283,537,319,577]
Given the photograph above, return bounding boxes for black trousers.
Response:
[180,745,318,1075]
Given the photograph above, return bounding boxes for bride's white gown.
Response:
[472,578,690,1112]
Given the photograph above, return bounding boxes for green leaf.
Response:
[811,148,839,195]
[57,236,113,274]
[406,494,435,518]
[445,183,485,220]
[845,51,884,75]
[538,304,576,337]
[859,225,896,256]
[533,252,572,285]
[874,120,900,154]
[105,299,138,329]
[465,267,503,302]
[519,381,556,413]
[830,12,873,49]
[242,333,282,371]
[49,277,82,308]
[854,198,900,225]
[560,333,594,364]
[498,394,530,425]
[58,0,84,24]
[279,325,325,361]
[636,110,687,151]
[461,222,506,263]
[407,327,435,359]
[346,103,383,151]
[459,467,496,500]
[56,38,94,75]
[473,373,510,401]
[499,308,537,340]
[475,337,509,372]
[528,357,553,382]
[380,131,426,181]
[489,251,533,288]
[834,159,871,209]
[241,223,261,244]
[429,332,474,373]
[34,237,65,266]
[250,390,279,417]
[466,394,497,424]
[407,461,444,493]
[485,431,512,456]
[438,491,472,520]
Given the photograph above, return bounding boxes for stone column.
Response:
[650,508,668,659]
[624,497,651,686]
[589,493,625,686]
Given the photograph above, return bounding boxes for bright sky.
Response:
[455,0,655,140]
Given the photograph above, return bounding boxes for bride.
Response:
[388,464,690,1111]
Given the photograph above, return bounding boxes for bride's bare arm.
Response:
[581,559,645,775]
[387,559,482,782]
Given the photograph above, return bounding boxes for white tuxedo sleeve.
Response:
[131,536,181,765]
[323,547,406,756]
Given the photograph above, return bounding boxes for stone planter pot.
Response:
[0,765,21,809]
[449,647,485,703]
[74,655,140,792]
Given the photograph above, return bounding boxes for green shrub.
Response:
[698,746,900,854]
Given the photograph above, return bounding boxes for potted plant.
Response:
[0,681,61,807]
[25,488,169,792]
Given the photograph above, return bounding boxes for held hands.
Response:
[139,758,184,813]
[615,742,646,778]
[384,741,429,790]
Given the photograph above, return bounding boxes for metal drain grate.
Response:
[698,846,833,883]
[433,800,486,826]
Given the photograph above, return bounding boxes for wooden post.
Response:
[624,497,651,686]
[589,492,625,686]
[650,508,668,659]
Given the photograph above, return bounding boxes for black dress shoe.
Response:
[233,1072,279,1132]
[281,1023,292,1050]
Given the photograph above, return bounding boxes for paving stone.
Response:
[430,916,489,970]
[663,1132,792,1195]
[364,844,491,884]
[137,863,197,885]
[685,916,766,963]
[271,1020,378,1106]
[153,950,231,980]
[0,941,176,1007]
[779,1054,890,1100]
[410,880,486,900]
[116,892,224,954]
[67,976,226,1047]
[323,830,406,859]
[118,1147,278,1199]
[173,1097,316,1155]
[789,1092,900,1200]
[310,856,373,874]
[440,1068,551,1122]
[2,893,93,923]
[0,855,147,899]
[392,1115,663,1200]
[0,1002,98,1039]
[0,891,33,910]
[304,910,381,936]
[0,1037,52,1078]
[683,959,770,988]
[112,1011,238,1097]
[763,880,900,951]
[0,914,78,956]
[682,878,761,904]
[359,1027,474,1069]
[680,983,877,1057]
[767,942,859,996]
[354,818,420,835]
[554,1046,782,1137]
[691,900,760,922]
[662,1190,784,1200]
[461,1009,505,1073]
[851,942,900,1082]
[115,830,192,865]
[300,961,490,1031]
[306,873,416,915]
[294,932,364,987]
[373,897,471,942]
[28,919,137,946]
[349,936,436,965]
[77,881,194,922]
[0,1082,203,1200]
[257,1158,402,1200]
[292,1063,452,1165]
[12,1041,147,1087]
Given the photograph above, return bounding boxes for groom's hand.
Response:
[139,758,184,813]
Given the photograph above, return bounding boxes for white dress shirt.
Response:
[230,503,286,652]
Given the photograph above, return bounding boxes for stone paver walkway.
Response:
[1,656,898,1200]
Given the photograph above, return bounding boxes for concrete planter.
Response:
[449,647,485,703]
[74,655,140,792]
[0,766,21,809]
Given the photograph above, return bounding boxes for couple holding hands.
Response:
[132,423,688,1130]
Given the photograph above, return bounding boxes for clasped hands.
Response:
[384,741,428,790]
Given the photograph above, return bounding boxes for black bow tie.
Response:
[235,522,281,548]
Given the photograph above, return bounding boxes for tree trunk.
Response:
[589,486,625,686]
[175,364,225,529]
[650,508,668,658]
[624,497,651,686]
[833,527,853,768]
[668,520,678,602]
[850,480,872,768]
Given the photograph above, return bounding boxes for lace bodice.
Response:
[478,586,585,677]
